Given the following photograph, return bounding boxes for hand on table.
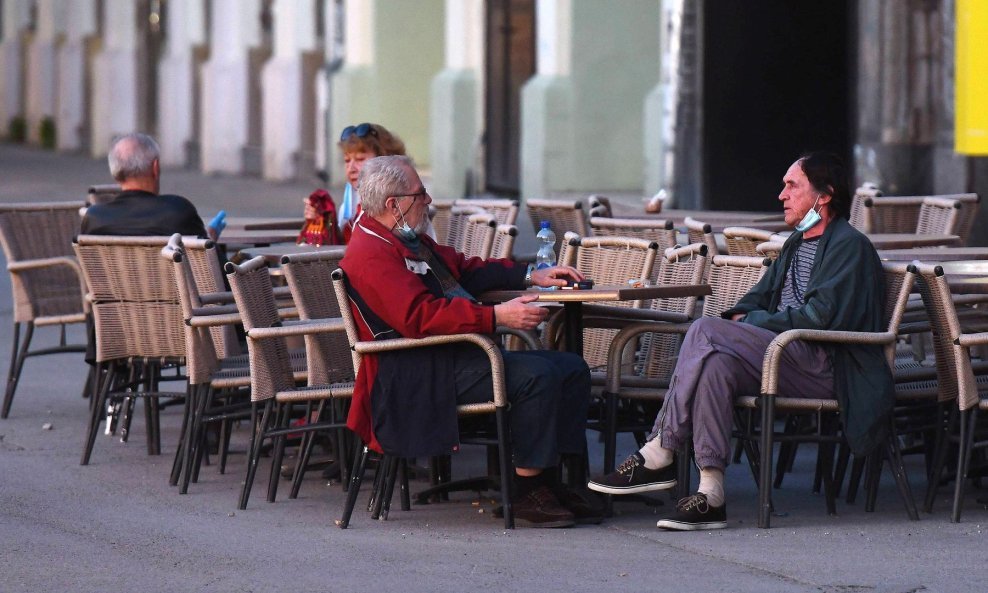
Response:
[531,265,584,288]
[494,295,549,330]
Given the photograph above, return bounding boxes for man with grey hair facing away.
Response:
[81,132,223,239]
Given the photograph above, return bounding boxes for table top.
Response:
[879,247,988,262]
[238,243,346,264]
[865,233,960,249]
[224,216,305,231]
[217,229,302,246]
[480,283,711,304]
[944,275,988,294]
[640,209,791,233]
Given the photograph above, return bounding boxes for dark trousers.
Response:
[454,348,591,469]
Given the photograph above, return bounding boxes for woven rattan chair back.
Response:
[913,263,967,406]
[0,201,88,323]
[460,212,497,259]
[915,197,961,236]
[490,224,517,260]
[943,193,980,245]
[179,237,242,359]
[454,198,519,225]
[526,198,589,252]
[849,185,882,230]
[587,195,613,218]
[428,200,454,244]
[755,240,785,261]
[280,249,354,385]
[589,217,678,252]
[638,244,710,380]
[860,196,923,234]
[683,217,719,256]
[561,235,658,368]
[723,226,776,257]
[74,235,186,362]
[225,257,295,402]
[443,205,487,250]
[702,255,768,318]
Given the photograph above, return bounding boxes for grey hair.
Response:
[358,155,416,215]
[107,132,160,181]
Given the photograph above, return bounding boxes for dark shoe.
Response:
[512,485,576,528]
[587,452,677,495]
[553,485,605,525]
[656,493,727,531]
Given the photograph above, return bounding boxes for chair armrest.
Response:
[247,318,345,340]
[8,256,88,311]
[760,328,896,394]
[955,332,988,348]
[197,286,291,305]
[187,312,243,328]
[604,321,694,392]
[354,333,507,407]
[495,327,542,350]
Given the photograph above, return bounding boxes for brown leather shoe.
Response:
[553,485,605,525]
[512,485,576,528]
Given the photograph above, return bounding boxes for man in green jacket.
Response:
[588,152,892,530]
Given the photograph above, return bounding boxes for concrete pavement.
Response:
[1,144,986,593]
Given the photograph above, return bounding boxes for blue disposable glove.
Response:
[207,210,227,237]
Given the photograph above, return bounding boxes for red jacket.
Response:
[339,214,526,454]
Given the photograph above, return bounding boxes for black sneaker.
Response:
[512,485,576,528]
[587,452,677,495]
[656,493,727,531]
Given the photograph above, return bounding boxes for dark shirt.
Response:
[80,189,207,237]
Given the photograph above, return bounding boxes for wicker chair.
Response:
[915,263,988,521]
[755,240,785,261]
[683,217,719,256]
[589,217,678,252]
[849,184,882,230]
[225,256,353,510]
[280,249,357,498]
[442,205,487,251]
[490,224,518,260]
[454,198,519,225]
[459,212,498,259]
[161,234,305,494]
[723,226,777,257]
[428,200,454,244]
[915,197,962,236]
[548,235,659,363]
[330,268,514,529]
[598,255,764,498]
[525,198,589,253]
[735,261,918,528]
[588,195,613,218]
[0,201,89,418]
[74,235,188,465]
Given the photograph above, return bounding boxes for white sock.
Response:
[638,438,673,470]
[698,468,725,507]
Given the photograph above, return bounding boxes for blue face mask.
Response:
[392,202,418,241]
[795,194,823,232]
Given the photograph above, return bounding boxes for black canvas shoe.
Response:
[587,452,677,495]
[656,493,727,531]
[552,485,605,525]
[512,485,576,528]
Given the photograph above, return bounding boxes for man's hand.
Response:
[531,265,584,288]
[731,313,746,322]
[494,295,549,330]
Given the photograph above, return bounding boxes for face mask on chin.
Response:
[392,202,418,241]
[795,194,823,232]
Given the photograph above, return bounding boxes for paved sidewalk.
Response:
[1,144,986,593]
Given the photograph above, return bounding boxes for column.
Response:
[261,0,317,180]
[521,0,659,200]
[0,0,30,137]
[90,0,140,157]
[25,0,62,145]
[201,0,261,174]
[157,0,205,166]
[326,0,444,184]
[55,0,97,151]
[429,0,484,199]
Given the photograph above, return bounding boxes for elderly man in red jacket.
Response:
[339,155,597,528]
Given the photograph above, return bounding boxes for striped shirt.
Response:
[778,237,819,310]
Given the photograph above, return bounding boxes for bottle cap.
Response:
[540,220,550,229]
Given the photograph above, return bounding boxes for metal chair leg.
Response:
[239,401,272,510]
[758,395,775,528]
[2,321,33,419]
[338,445,370,529]
[81,362,114,465]
[952,408,977,522]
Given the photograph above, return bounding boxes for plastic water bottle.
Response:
[535,220,557,270]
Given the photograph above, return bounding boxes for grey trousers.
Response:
[648,317,834,471]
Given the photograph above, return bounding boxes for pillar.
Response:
[55,0,96,151]
[201,0,261,174]
[520,0,660,200]
[90,0,140,157]
[261,0,318,180]
[0,0,30,137]
[327,0,444,184]
[25,0,62,145]
[157,0,205,166]
[429,0,484,200]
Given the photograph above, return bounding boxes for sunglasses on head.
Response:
[340,123,379,142]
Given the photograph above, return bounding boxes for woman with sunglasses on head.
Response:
[305,122,408,242]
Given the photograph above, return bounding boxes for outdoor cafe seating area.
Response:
[3,184,988,529]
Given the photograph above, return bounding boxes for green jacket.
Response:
[725,217,893,455]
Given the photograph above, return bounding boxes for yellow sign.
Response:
[956,0,988,154]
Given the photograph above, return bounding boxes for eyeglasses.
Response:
[392,189,429,201]
[340,123,378,142]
